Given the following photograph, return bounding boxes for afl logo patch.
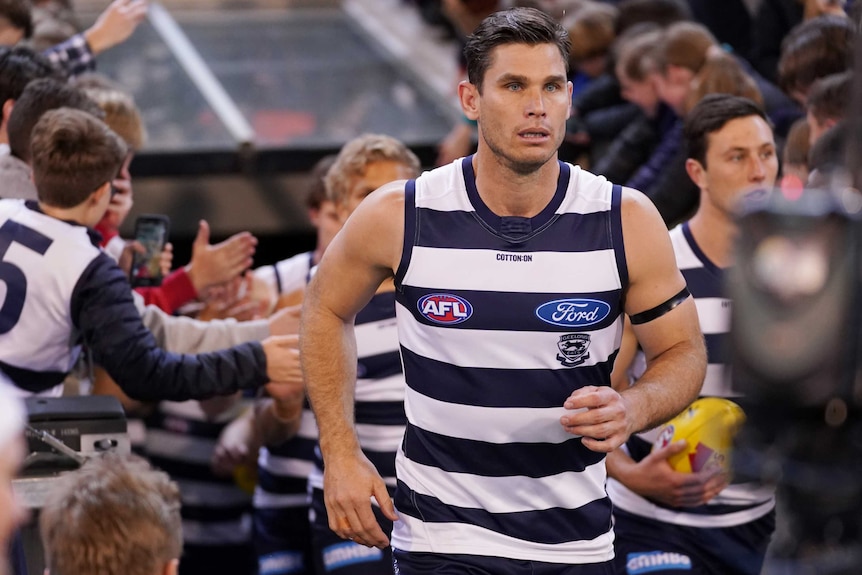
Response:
[418,293,473,325]
[535,298,611,327]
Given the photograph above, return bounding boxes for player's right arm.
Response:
[301,181,405,549]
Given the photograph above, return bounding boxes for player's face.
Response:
[0,437,26,564]
[340,159,416,219]
[465,42,572,174]
[698,115,778,215]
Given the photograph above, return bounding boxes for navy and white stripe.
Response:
[255,404,318,509]
[607,223,776,528]
[146,400,253,546]
[308,291,406,493]
[390,157,625,564]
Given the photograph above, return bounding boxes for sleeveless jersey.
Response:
[255,251,314,297]
[390,157,627,564]
[146,400,253,546]
[607,223,775,528]
[0,200,99,397]
[308,290,406,494]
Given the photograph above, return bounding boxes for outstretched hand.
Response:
[261,334,303,386]
[186,220,257,295]
[262,332,305,427]
[85,0,149,55]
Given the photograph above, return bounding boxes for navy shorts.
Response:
[392,549,615,575]
[612,508,775,575]
[310,487,394,574]
[255,506,314,575]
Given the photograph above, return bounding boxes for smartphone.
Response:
[129,214,170,287]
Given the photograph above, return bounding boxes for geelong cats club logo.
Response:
[417,294,473,325]
[557,334,591,367]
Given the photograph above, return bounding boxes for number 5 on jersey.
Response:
[0,220,54,334]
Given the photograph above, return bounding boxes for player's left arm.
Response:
[619,188,705,433]
[561,188,705,451]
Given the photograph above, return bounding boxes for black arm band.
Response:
[629,287,691,325]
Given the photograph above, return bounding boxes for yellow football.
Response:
[652,397,746,474]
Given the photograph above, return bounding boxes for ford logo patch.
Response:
[418,293,473,325]
[535,298,611,327]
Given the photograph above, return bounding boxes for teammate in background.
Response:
[251,156,339,575]
[0,107,300,402]
[608,94,779,575]
[302,7,705,573]
[253,135,419,575]
[40,453,182,575]
[212,155,339,575]
[306,135,418,575]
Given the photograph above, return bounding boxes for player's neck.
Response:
[688,207,736,269]
[471,150,559,217]
[38,201,99,229]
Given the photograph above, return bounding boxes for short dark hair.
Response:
[30,107,127,208]
[8,77,103,163]
[464,7,570,92]
[0,0,33,38]
[806,71,853,125]
[778,16,855,97]
[0,45,62,106]
[684,93,770,167]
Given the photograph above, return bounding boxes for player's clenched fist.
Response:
[560,385,632,452]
